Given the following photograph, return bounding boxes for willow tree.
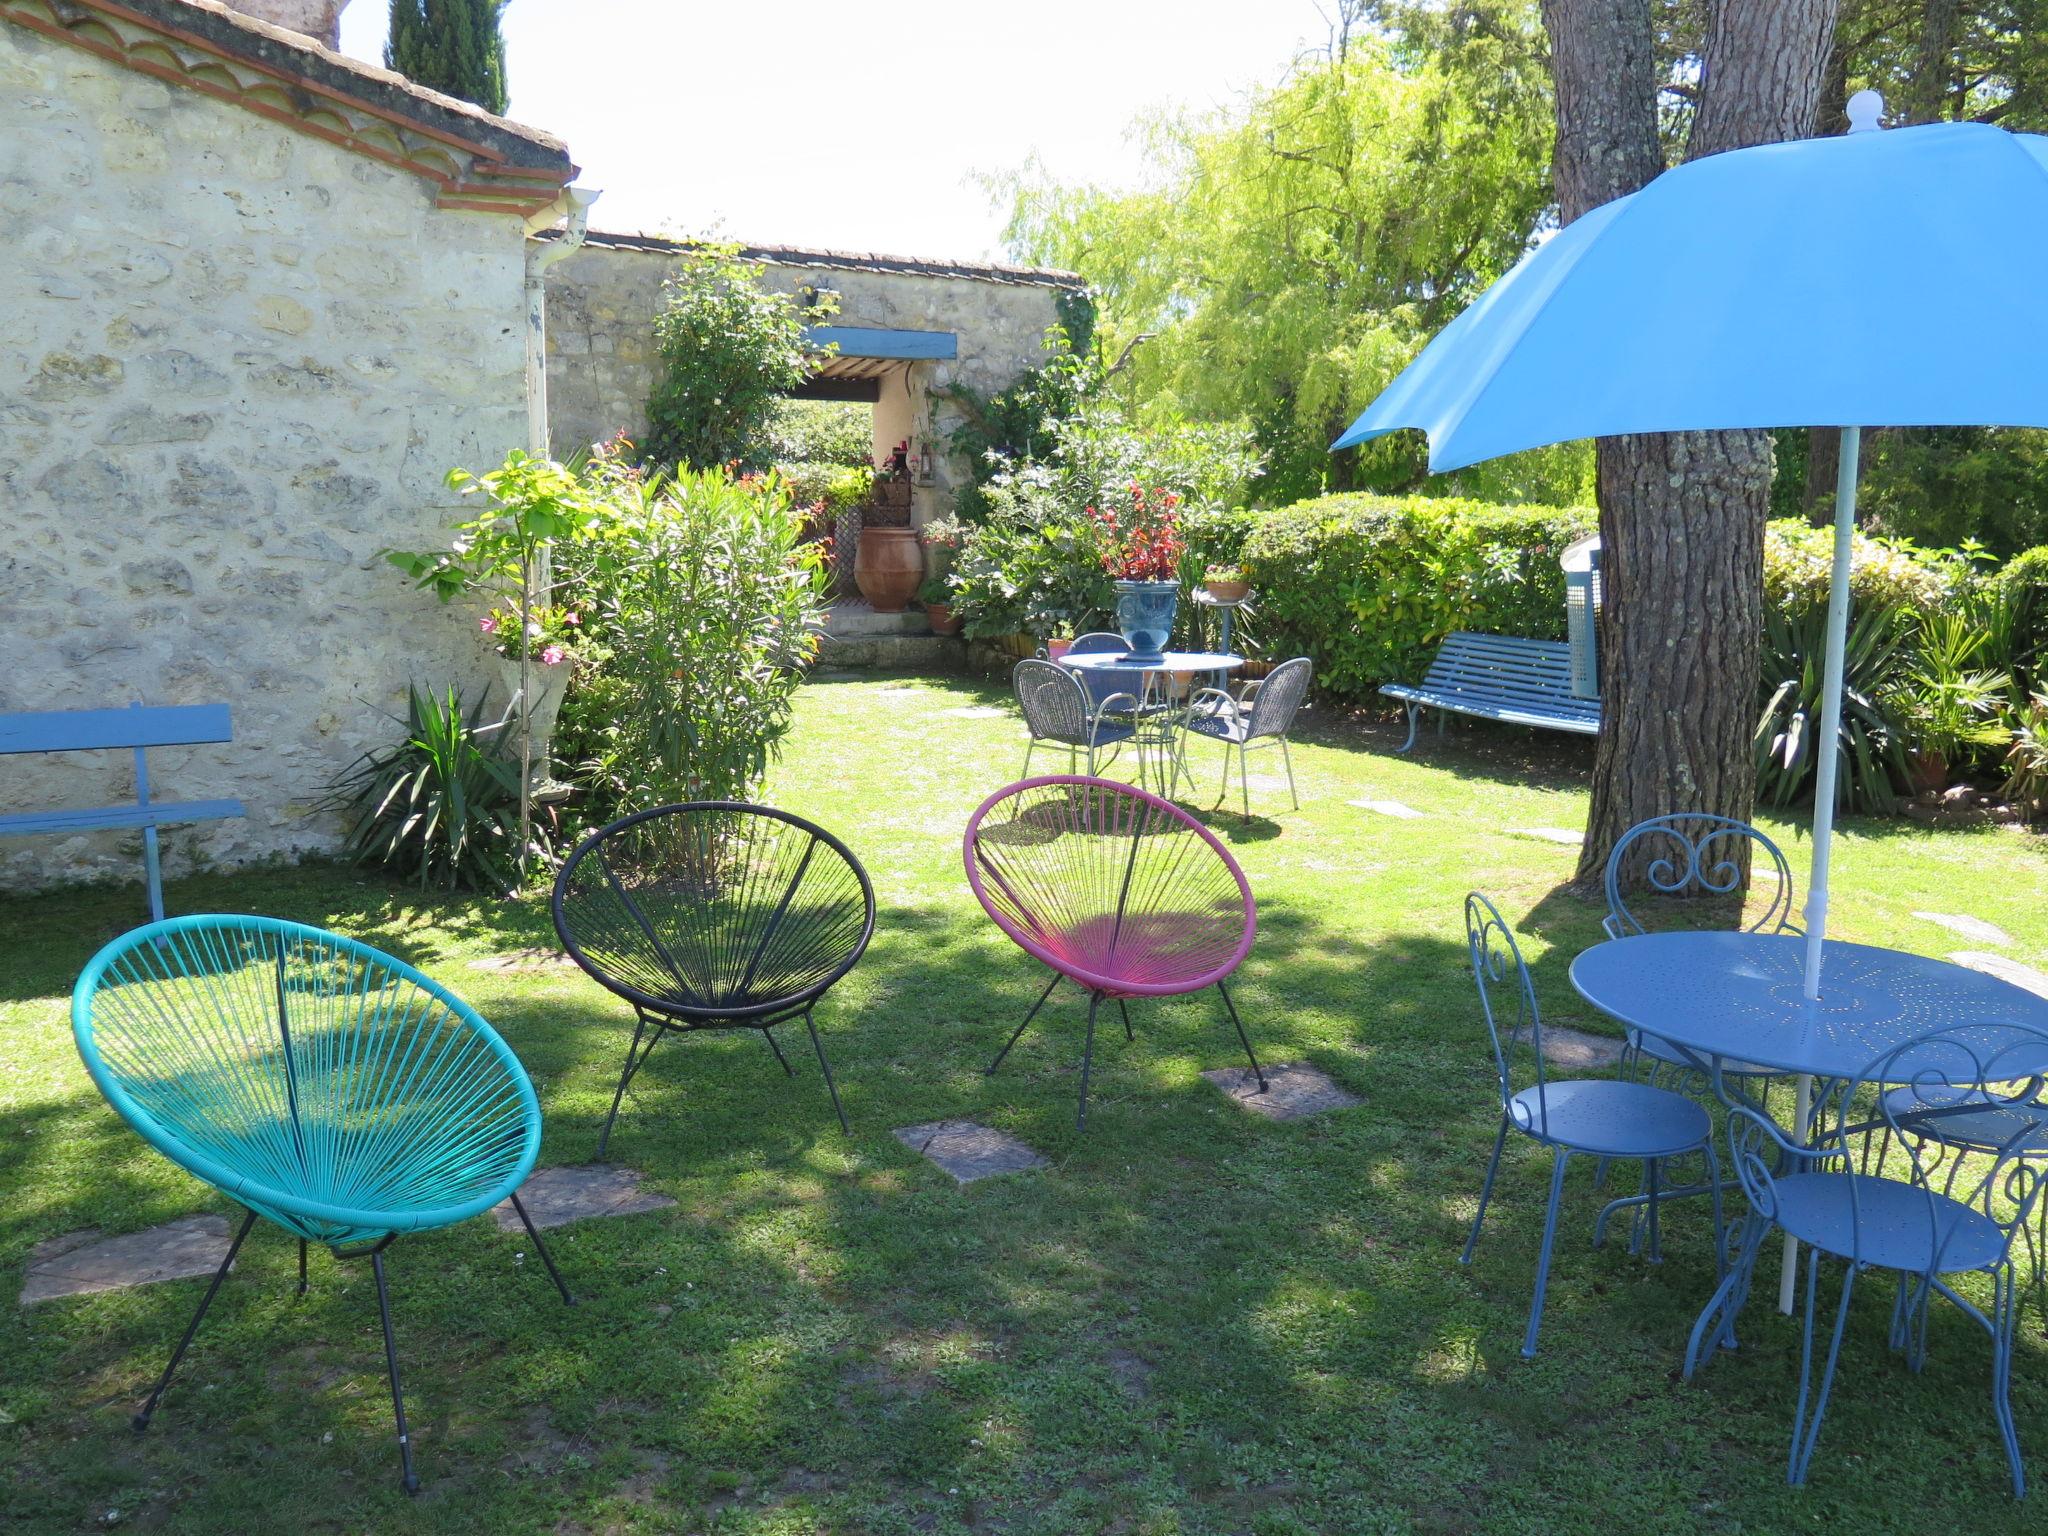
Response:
[1001,3,1578,507]
[386,0,509,116]
[1544,0,1839,888]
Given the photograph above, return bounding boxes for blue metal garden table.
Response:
[1062,649,1243,799]
[1571,930,2048,1340]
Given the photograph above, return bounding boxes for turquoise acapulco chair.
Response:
[72,915,574,1494]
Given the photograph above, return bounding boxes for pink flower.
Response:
[540,644,566,666]
[479,615,498,634]
[564,612,581,626]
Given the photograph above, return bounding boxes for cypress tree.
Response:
[385,0,509,117]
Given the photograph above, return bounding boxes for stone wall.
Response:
[1,20,531,893]
[546,238,1075,524]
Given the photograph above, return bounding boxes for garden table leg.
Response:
[1778,1071,1814,1314]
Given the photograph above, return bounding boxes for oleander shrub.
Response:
[1238,494,1595,703]
[1761,517,1959,617]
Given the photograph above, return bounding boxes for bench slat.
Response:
[0,704,233,755]
[1385,630,1601,737]
[0,799,246,837]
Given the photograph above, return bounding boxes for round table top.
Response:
[1062,650,1244,673]
[1570,931,2048,1082]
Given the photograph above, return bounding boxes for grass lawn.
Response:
[6,672,2048,1534]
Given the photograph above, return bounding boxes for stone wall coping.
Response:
[566,227,1087,292]
[3,0,574,210]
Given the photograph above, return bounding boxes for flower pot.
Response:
[854,526,922,612]
[926,601,963,637]
[1203,578,1250,604]
[492,653,573,787]
[1906,747,1949,796]
[1045,637,1075,661]
[1114,580,1179,665]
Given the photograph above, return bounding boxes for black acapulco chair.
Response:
[552,803,876,1154]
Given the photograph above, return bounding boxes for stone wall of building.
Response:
[1,19,533,892]
[545,238,1076,524]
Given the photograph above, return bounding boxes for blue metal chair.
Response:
[1603,813,1800,1084]
[1186,657,1312,818]
[1065,631,1147,714]
[72,916,572,1494]
[1462,893,1723,1357]
[1702,1023,2048,1496]
[1014,658,1139,780]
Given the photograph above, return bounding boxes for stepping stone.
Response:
[468,947,576,974]
[1522,1024,1627,1071]
[1512,827,1583,847]
[21,1215,231,1307]
[1349,798,1424,820]
[893,1121,1047,1184]
[1914,912,2015,947]
[943,705,1009,719]
[1202,1062,1361,1121]
[1948,951,2048,1001]
[492,1165,675,1232]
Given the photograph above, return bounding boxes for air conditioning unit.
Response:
[1562,533,1602,699]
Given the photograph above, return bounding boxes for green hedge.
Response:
[1240,494,1595,703]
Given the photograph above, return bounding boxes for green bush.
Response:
[1761,517,1958,617]
[2000,544,2048,684]
[1239,494,1595,702]
[761,399,872,467]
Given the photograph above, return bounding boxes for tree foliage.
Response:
[644,244,834,472]
[386,0,509,116]
[1000,2,1579,508]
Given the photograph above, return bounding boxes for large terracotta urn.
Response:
[854,526,922,613]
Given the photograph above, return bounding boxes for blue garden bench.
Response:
[1381,632,1601,752]
[0,703,243,921]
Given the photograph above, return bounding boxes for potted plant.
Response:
[1092,484,1185,665]
[868,438,914,526]
[921,576,962,636]
[1203,563,1251,603]
[1043,628,1076,661]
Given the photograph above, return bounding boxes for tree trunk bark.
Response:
[1550,0,1837,891]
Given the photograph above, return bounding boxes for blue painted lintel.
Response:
[804,325,958,361]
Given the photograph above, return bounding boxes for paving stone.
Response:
[1349,798,1424,820]
[492,1165,675,1232]
[1523,1024,1628,1071]
[893,1121,1048,1184]
[943,705,1009,719]
[1914,912,2015,947]
[1512,826,1584,847]
[1948,951,2048,1001]
[21,1215,232,1306]
[1202,1062,1362,1121]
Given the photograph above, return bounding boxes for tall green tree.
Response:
[1001,2,1575,507]
[386,0,509,116]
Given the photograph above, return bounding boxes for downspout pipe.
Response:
[525,185,601,457]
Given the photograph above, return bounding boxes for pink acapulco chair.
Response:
[964,774,1267,1130]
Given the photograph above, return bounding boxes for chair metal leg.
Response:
[596,1011,662,1160]
[370,1251,421,1495]
[1523,1150,1571,1359]
[1280,737,1299,810]
[1238,742,1251,821]
[1643,1158,1664,1263]
[506,1191,575,1306]
[1215,980,1265,1091]
[804,1008,850,1134]
[1076,991,1102,1131]
[133,1208,258,1432]
[762,1027,795,1077]
[1117,997,1133,1042]
[1788,1251,1856,1488]
[1463,1115,1510,1264]
[986,971,1061,1076]
[1021,739,1036,780]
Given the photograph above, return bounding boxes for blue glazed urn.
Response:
[1113,580,1178,665]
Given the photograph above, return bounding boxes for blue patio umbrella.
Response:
[1336,94,2048,1003]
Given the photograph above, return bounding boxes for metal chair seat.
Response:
[1767,1171,2008,1275]
[1511,1079,1711,1158]
[1885,1086,2048,1154]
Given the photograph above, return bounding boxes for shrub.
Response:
[761,399,872,466]
[1760,518,1957,616]
[645,243,833,471]
[1999,544,2048,686]
[324,684,523,893]
[1754,604,1911,815]
[1238,494,1595,702]
[557,465,830,818]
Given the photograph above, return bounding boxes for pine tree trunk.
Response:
[1546,0,1837,891]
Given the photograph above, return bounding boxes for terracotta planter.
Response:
[926,602,963,637]
[1046,637,1075,661]
[1203,578,1251,603]
[1906,748,1949,796]
[854,526,922,612]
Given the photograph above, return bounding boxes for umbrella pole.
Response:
[1776,426,1862,1314]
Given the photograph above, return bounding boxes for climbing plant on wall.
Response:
[386,0,509,116]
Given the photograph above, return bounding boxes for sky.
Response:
[338,1,1339,260]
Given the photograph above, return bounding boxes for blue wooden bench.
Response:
[0,703,243,921]
[1381,632,1601,752]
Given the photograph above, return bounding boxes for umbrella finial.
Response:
[1846,90,1885,134]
